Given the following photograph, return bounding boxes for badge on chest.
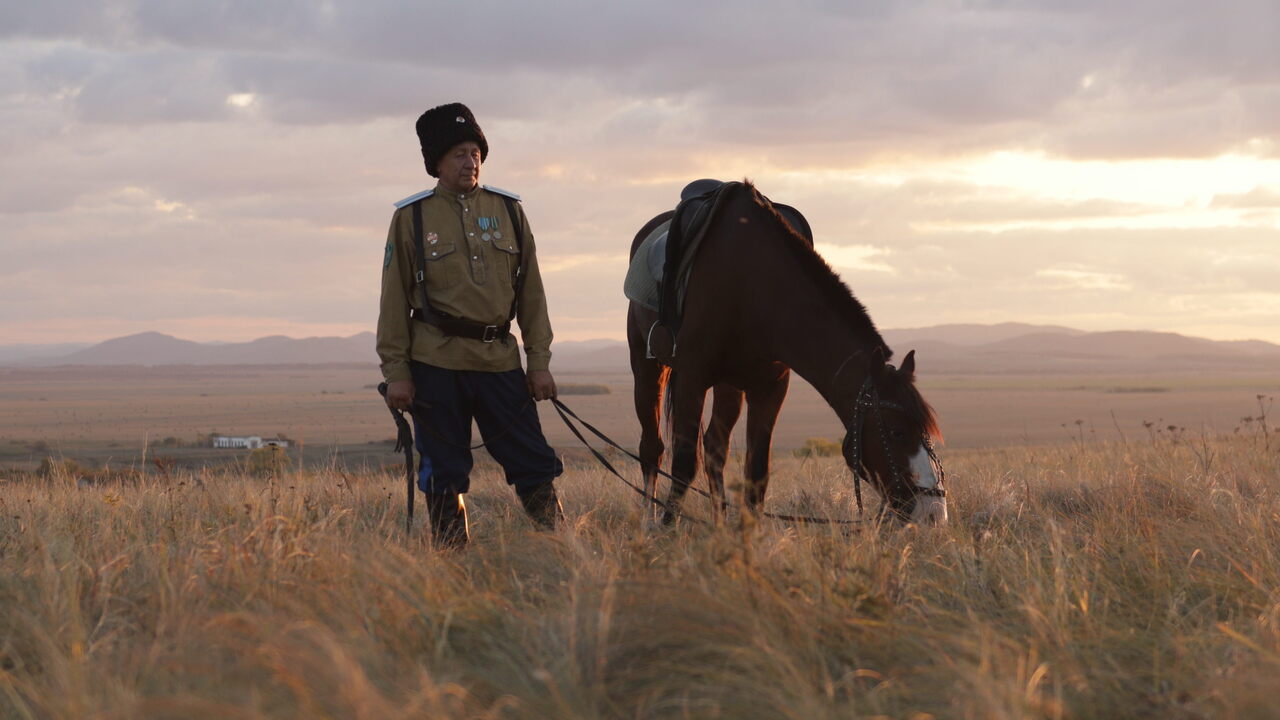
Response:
[478,216,502,242]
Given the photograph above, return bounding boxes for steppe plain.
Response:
[2,362,1278,719]
[1,363,1276,471]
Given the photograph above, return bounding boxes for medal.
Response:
[427,232,438,245]
[493,231,503,240]
[478,217,490,231]
[482,233,492,242]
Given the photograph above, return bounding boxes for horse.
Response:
[626,181,947,525]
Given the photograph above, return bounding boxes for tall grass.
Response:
[1,435,1277,719]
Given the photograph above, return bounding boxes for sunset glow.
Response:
[2,2,1278,347]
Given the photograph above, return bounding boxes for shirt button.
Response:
[468,232,474,236]
[431,251,437,257]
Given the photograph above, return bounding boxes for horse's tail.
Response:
[662,368,674,437]
[662,368,703,475]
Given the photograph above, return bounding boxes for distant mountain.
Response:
[45,331,378,366]
[882,322,1086,347]
[57,332,205,364]
[536,326,1280,373]
[554,343,630,372]
[899,328,1280,374]
[13,325,1280,373]
[0,342,92,364]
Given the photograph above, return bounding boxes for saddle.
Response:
[623,179,814,362]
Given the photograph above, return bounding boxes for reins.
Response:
[550,399,709,525]
[551,398,863,526]
[377,375,945,531]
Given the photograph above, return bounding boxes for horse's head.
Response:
[843,349,948,525]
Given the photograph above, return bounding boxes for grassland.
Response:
[2,365,1277,473]
[2,431,1278,719]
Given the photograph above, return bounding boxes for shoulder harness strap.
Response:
[411,200,430,315]
[500,194,527,323]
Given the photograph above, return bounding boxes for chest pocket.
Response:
[491,236,521,283]
[422,239,461,289]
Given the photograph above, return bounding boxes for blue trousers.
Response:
[409,361,563,495]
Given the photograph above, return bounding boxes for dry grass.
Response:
[2,435,1278,719]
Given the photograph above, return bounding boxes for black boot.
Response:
[424,492,469,548]
[518,482,564,530]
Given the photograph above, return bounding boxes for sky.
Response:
[2,0,1278,347]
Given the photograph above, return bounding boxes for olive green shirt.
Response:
[377,183,553,382]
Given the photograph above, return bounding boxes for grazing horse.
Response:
[627,181,946,525]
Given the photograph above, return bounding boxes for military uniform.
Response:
[376,102,563,547]
[377,183,552,379]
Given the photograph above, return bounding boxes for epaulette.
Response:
[393,188,435,208]
[482,184,521,201]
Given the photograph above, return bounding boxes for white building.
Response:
[212,435,263,449]
[210,436,291,449]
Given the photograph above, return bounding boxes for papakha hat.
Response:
[416,103,489,177]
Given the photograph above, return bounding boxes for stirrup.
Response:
[645,321,676,361]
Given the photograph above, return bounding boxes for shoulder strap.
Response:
[483,184,521,201]
[395,188,435,208]
[412,200,431,315]
[501,195,527,324]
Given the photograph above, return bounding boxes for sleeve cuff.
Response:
[525,352,551,372]
[381,362,412,383]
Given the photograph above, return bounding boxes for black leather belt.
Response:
[411,308,510,343]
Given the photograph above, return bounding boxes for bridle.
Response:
[842,373,947,517]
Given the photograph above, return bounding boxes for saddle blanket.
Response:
[622,218,672,312]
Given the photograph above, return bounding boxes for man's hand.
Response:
[526,369,557,401]
[385,379,415,411]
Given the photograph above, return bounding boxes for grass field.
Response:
[2,365,1277,472]
[2,431,1278,719]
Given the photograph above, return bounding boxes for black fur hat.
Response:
[415,103,489,177]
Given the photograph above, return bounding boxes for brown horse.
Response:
[627,181,946,525]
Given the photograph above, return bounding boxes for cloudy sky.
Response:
[2,0,1278,347]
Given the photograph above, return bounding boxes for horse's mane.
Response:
[737,181,942,441]
[903,381,943,442]
[737,180,891,360]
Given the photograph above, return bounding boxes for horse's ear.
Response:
[870,346,889,370]
[901,350,916,379]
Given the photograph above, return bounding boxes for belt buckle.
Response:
[481,324,500,343]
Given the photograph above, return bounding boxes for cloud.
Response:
[3,1,1280,343]
[1211,185,1280,209]
[1035,267,1131,291]
[814,243,895,275]
[5,1,1276,156]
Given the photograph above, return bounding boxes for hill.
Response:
[45,331,379,366]
[10,324,1280,373]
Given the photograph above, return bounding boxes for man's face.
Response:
[436,141,482,193]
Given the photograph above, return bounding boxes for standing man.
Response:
[378,102,563,548]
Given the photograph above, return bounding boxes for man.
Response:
[377,102,563,548]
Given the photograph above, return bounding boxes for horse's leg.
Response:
[702,384,742,524]
[742,369,790,512]
[662,375,709,526]
[629,310,666,523]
